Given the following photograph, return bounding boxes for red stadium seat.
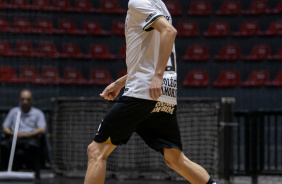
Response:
[214,45,241,61]
[0,66,17,83]
[182,70,209,87]
[265,71,282,87]
[177,21,199,37]
[204,22,230,37]
[119,45,126,59]
[216,1,241,16]
[15,41,38,57]
[40,66,60,84]
[60,67,88,85]
[164,0,182,16]
[74,0,96,13]
[58,19,84,35]
[53,0,73,12]
[118,69,127,78]
[89,69,113,86]
[10,0,29,9]
[31,0,54,10]
[0,17,13,32]
[100,0,126,14]
[0,0,9,9]
[213,70,240,87]
[112,20,125,36]
[233,21,260,37]
[0,41,15,56]
[188,1,212,16]
[13,66,41,83]
[35,19,57,34]
[39,42,60,58]
[183,45,209,62]
[240,70,269,87]
[61,43,86,59]
[267,1,282,14]
[83,21,111,36]
[259,21,282,36]
[267,47,282,61]
[13,18,35,33]
[241,45,271,61]
[241,0,269,15]
[89,44,117,60]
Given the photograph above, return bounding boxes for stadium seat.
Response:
[177,21,199,37]
[265,71,282,86]
[60,67,88,85]
[35,19,57,34]
[112,20,125,36]
[233,21,260,37]
[0,66,17,83]
[83,21,111,36]
[259,21,282,36]
[266,1,282,14]
[183,45,209,62]
[213,70,240,87]
[61,43,86,59]
[0,41,15,56]
[100,0,126,14]
[10,0,29,9]
[267,47,282,61]
[31,0,54,11]
[188,1,212,16]
[39,42,60,58]
[241,0,269,15]
[40,66,60,84]
[214,45,241,61]
[119,45,126,59]
[53,0,73,12]
[118,69,127,78]
[13,18,36,33]
[0,17,13,32]
[216,1,241,16]
[89,69,113,86]
[241,45,271,61]
[182,70,209,87]
[58,19,84,35]
[74,0,95,13]
[0,0,9,9]
[15,41,39,57]
[240,70,269,87]
[204,22,230,37]
[14,66,41,83]
[88,44,117,60]
[163,0,182,16]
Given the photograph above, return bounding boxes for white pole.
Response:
[7,106,21,172]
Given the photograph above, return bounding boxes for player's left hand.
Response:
[100,82,122,101]
[149,75,163,100]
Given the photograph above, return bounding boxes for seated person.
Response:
[1,89,46,180]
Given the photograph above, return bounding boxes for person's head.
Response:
[19,89,33,113]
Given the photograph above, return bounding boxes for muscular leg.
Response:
[84,141,116,184]
[163,148,211,184]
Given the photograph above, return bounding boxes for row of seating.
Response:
[0,18,124,36]
[1,0,282,16]
[0,41,125,60]
[0,65,120,86]
[1,17,282,37]
[183,70,282,87]
[1,40,281,61]
[1,65,281,87]
[0,0,126,14]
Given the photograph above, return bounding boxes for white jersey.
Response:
[123,0,177,105]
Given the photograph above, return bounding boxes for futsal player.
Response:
[84,0,217,184]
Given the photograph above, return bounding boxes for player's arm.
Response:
[3,127,13,135]
[100,74,128,101]
[149,17,177,100]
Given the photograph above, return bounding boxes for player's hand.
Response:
[17,132,30,138]
[149,75,163,100]
[100,82,122,101]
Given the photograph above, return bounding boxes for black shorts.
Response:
[94,96,183,153]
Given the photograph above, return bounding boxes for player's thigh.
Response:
[87,141,116,160]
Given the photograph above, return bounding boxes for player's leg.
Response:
[84,141,116,184]
[163,148,215,184]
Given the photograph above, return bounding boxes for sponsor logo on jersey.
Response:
[146,12,157,22]
[162,77,177,98]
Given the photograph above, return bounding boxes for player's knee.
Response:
[87,142,100,162]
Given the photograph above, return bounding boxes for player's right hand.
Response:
[100,82,121,101]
